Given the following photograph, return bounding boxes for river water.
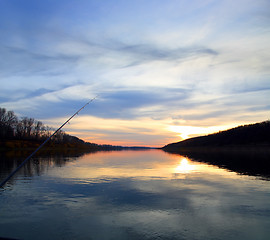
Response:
[0,149,269,240]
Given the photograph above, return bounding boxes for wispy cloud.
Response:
[0,45,80,77]
[112,42,218,66]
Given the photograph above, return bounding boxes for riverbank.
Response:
[0,139,99,151]
[0,140,153,160]
[0,139,100,160]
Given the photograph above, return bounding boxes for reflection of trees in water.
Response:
[165,149,270,180]
[0,150,97,186]
[0,148,145,187]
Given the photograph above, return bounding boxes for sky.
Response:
[0,0,269,147]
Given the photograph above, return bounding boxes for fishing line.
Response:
[0,96,97,188]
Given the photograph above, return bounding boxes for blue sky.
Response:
[1,0,270,146]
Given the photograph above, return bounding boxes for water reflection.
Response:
[174,158,196,174]
[164,149,270,179]
[44,150,240,183]
[0,150,270,240]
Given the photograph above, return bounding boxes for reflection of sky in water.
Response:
[0,150,270,240]
[46,150,238,181]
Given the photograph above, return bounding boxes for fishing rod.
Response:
[0,96,97,188]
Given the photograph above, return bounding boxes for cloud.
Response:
[113,42,218,67]
[0,36,219,79]
[0,45,80,77]
[82,87,191,120]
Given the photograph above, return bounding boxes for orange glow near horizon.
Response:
[168,124,239,140]
[44,115,258,147]
[46,115,182,147]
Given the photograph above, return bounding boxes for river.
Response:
[0,149,270,240]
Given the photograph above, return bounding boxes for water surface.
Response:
[0,150,270,239]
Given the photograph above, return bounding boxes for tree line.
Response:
[0,107,79,144]
[1,107,152,151]
[0,107,148,151]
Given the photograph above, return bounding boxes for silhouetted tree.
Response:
[20,117,35,139]
[33,120,47,140]
[0,108,18,139]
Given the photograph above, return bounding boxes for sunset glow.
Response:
[168,124,238,140]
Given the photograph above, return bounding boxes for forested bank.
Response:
[0,107,125,152]
[0,107,76,142]
[163,120,270,152]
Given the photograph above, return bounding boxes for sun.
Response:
[168,125,205,139]
[168,124,238,140]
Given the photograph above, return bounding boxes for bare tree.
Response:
[20,117,35,139]
[0,108,18,139]
[34,120,43,140]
